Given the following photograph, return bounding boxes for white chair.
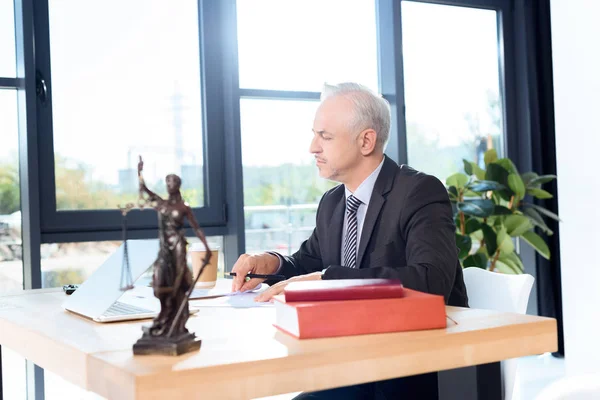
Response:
[462,267,535,400]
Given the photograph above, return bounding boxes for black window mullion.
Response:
[377,0,408,165]
[15,0,46,398]
[0,78,18,88]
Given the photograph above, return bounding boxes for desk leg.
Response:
[438,362,502,400]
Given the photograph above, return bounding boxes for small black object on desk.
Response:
[62,284,79,295]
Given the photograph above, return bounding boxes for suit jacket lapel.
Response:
[328,196,345,266]
[356,156,397,268]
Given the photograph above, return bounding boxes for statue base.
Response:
[133,327,201,356]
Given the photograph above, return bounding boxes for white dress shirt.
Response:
[340,157,385,265]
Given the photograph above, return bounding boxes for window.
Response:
[0,0,16,77]
[0,89,22,294]
[402,1,505,183]
[240,99,334,254]
[47,0,204,211]
[0,90,25,400]
[237,0,378,92]
[36,0,225,237]
[236,0,379,254]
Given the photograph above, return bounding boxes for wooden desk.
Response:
[0,289,557,400]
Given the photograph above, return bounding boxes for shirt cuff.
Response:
[265,251,283,274]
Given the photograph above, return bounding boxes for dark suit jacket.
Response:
[275,155,469,307]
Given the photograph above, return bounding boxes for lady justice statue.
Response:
[133,156,212,356]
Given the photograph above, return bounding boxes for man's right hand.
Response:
[231,253,280,292]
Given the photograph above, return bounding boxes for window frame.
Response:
[32,0,227,243]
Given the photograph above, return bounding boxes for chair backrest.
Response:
[462,267,535,400]
[463,267,534,314]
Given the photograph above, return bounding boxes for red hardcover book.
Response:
[284,279,405,302]
[273,288,446,339]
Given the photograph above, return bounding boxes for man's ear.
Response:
[359,129,377,156]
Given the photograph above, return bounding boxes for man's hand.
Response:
[231,253,280,292]
[254,272,323,302]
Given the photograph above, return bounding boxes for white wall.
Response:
[551,0,600,376]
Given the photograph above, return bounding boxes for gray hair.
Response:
[320,82,391,151]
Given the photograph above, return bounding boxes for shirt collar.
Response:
[344,157,385,206]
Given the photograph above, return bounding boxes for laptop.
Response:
[63,239,197,323]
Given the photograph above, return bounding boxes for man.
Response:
[231,82,468,399]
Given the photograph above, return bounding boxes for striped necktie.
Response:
[342,195,362,269]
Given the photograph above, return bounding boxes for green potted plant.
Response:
[447,149,559,273]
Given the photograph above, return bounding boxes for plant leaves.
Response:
[486,163,513,201]
[496,226,515,254]
[446,173,469,189]
[508,173,526,200]
[465,218,482,234]
[457,199,495,218]
[495,259,520,274]
[493,205,513,215]
[480,223,498,257]
[525,203,561,222]
[463,189,481,198]
[522,230,550,260]
[472,163,486,180]
[448,186,459,201]
[522,172,538,186]
[504,214,533,237]
[484,149,498,165]
[470,230,483,241]
[497,158,519,175]
[463,159,473,176]
[467,180,506,192]
[455,233,472,259]
[505,251,525,272]
[463,253,488,269]
[527,188,554,199]
[523,207,553,235]
[528,174,557,186]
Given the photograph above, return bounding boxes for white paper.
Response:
[190,281,273,308]
[189,279,268,300]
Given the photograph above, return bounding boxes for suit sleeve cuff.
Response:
[265,251,283,273]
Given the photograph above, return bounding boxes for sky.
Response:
[1,0,502,185]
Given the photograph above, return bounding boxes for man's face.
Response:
[310,96,361,183]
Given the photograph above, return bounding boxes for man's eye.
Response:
[322,136,332,141]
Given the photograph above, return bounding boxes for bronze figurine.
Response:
[133,156,211,356]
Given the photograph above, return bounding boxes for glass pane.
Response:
[237,0,378,92]
[0,89,22,294]
[0,0,16,77]
[0,90,23,400]
[240,99,335,255]
[402,2,504,183]
[48,0,204,210]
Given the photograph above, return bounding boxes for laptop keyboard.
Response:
[102,301,154,317]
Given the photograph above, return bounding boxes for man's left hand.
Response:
[255,272,323,302]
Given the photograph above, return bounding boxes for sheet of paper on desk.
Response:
[190,282,273,308]
[189,279,268,300]
[191,292,273,308]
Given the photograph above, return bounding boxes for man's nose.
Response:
[309,135,321,154]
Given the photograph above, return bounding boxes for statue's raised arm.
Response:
[137,155,162,206]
